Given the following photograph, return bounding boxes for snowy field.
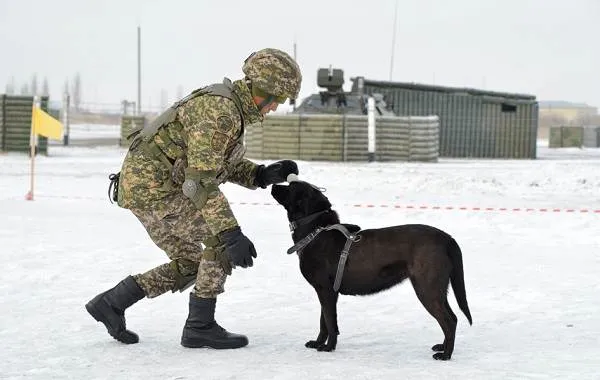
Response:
[47,124,121,147]
[1,131,599,379]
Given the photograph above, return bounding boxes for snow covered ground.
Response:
[48,124,121,147]
[1,131,599,379]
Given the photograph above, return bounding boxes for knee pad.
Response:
[169,259,198,292]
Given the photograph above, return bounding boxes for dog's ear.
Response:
[271,184,290,206]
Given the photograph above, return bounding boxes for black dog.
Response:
[271,180,472,360]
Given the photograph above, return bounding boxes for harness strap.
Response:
[333,230,359,292]
[203,79,246,127]
[286,226,326,254]
[286,223,362,293]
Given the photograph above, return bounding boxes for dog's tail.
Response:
[447,237,473,325]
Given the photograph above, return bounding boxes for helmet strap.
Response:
[251,84,276,110]
[258,95,275,110]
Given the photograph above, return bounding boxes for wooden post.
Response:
[26,97,39,201]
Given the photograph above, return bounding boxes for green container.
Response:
[354,79,539,158]
[0,95,49,154]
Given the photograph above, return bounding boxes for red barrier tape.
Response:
[232,201,600,214]
[28,195,600,214]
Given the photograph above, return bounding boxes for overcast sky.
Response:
[1,0,598,110]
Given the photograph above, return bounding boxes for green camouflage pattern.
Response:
[242,48,302,99]
[227,158,263,188]
[171,156,188,185]
[118,78,266,298]
[194,258,227,298]
[134,260,197,298]
[118,78,264,236]
[118,146,172,211]
[130,192,229,298]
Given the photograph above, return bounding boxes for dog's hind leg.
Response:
[410,277,457,360]
[308,289,339,352]
[431,300,457,352]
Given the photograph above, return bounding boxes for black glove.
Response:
[254,160,299,188]
[218,227,257,268]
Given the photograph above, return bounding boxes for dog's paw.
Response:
[433,352,451,361]
[431,344,444,352]
[305,340,321,349]
[317,344,335,352]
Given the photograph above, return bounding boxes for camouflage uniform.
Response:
[118,78,264,299]
[86,48,302,348]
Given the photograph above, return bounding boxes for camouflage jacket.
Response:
[117,79,264,236]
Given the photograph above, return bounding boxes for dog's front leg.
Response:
[314,289,339,352]
[305,309,328,349]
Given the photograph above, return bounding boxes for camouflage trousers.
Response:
[130,193,228,299]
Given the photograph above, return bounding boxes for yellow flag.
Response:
[32,107,63,140]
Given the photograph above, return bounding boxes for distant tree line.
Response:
[6,74,196,114]
[4,72,83,111]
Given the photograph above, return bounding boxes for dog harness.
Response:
[287,223,362,293]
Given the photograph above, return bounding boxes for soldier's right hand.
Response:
[254,160,299,188]
[218,227,257,269]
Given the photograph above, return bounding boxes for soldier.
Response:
[85,48,302,349]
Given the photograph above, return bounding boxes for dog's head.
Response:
[271,180,332,224]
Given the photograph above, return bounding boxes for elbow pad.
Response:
[181,168,219,209]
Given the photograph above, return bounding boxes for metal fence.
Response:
[245,113,439,162]
[549,126,600,148]
[583,126,600,148]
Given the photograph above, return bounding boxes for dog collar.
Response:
[289,209,330,232]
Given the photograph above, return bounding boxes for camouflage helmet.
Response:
[242,48,302,100]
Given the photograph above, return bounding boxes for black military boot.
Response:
[181,294,248,349]
[85,276,145,344]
